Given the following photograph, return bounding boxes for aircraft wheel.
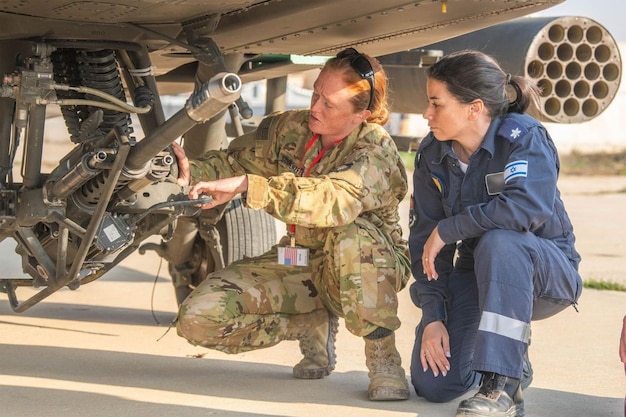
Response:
[171,199,277,306]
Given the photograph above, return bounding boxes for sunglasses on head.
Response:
[336,48,375,111]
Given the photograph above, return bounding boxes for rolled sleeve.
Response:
[245,174,270,209]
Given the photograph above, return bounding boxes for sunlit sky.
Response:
[533,0,625,41]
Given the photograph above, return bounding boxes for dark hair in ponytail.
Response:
[427,49,540,117]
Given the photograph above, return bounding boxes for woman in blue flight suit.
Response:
[408,50,582,417]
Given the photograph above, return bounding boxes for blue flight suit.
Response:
[408,112,582,402]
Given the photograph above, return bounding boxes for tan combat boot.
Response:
[285,309,339,379]
[364,330,410,401]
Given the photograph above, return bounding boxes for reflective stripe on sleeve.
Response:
[478,311,531,343]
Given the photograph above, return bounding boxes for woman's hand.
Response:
[189,175,249,210]
[171,142,249,210]
[171,142,191,187]
[422,225,445,280]
[421,320,451,377]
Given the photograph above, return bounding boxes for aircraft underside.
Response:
[0,0,620,311]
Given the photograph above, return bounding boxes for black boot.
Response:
[456,372,524,417]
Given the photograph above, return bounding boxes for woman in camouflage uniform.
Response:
[173,48,411,401]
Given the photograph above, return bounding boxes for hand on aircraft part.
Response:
[171,142,191,187]
[189,175,249,210]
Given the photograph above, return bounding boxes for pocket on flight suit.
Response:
[533,253,582,320]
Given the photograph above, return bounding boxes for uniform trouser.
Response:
[176,222,409,354]
[411,229,582,403]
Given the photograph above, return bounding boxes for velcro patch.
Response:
[256,116,272,141]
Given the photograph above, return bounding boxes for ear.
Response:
[468,100,484,120]
[354,109,371,123]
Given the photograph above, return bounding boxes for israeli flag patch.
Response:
[504,160,528,183]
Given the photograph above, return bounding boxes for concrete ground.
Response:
[0,173,625,417]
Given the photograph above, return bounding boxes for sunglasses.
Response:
[336,48,375,111]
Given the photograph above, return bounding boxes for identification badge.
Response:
[277,246,309,266]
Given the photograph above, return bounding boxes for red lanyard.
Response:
[289,134,342,240]
[300,134,342,177]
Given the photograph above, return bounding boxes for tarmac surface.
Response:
[0,170,625,417]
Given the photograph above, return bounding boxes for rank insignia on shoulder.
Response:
[498,118,528,143]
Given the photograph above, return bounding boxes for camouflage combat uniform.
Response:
[177,109,410,354]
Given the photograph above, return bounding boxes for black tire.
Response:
[172,199,277,305]
[218,198,277,264]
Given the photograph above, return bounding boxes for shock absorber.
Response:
[78,49,133,137]
[51,49,136,209]
[52,48,134,142]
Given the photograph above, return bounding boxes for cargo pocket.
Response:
[533,257,582,320]
[357,244,399,308]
